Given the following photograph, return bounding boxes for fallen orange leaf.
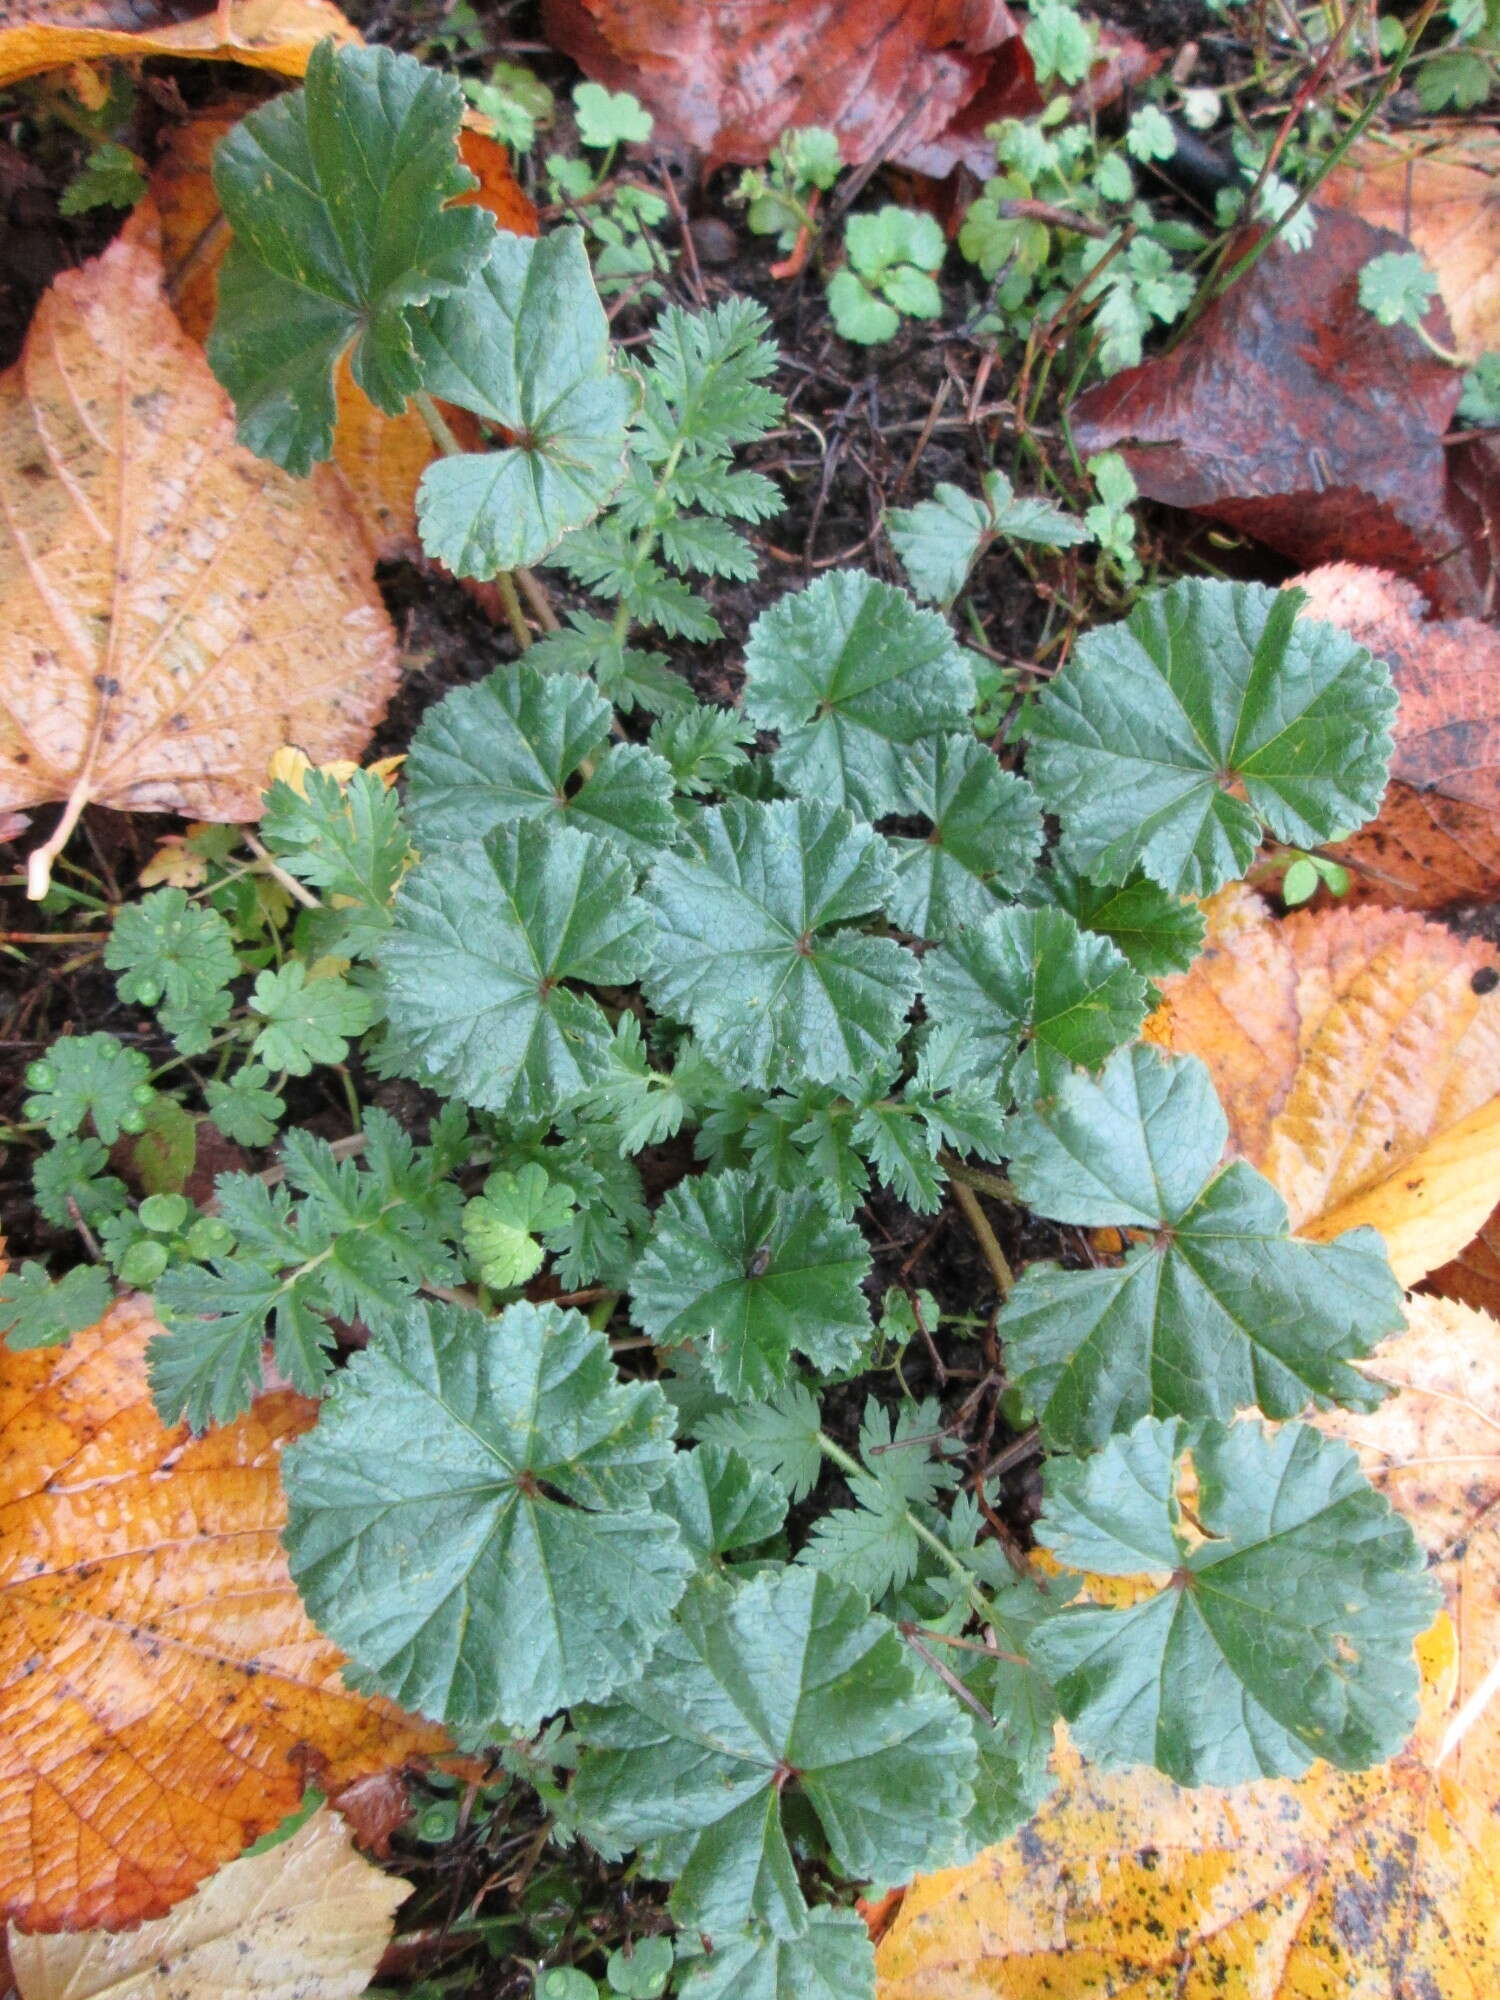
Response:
[1146,897,1500,1285]
[0,229,398,898]
[143,109,536,561]
[0,1295,443,1934]
[1291,563,1500,909]
[0,0,359,90]
[1323,126,1500,365]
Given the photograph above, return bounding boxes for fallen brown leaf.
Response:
[1287,563,1500,908]
[1146,896,1500,1284]
[0,0,359,89]
[1323,126,1500,365]
[8,1805,410,1999]
[539,0,1037,176]
[1073,208,1497,618]
[0,229,398,898]
[0,1295,443,1934]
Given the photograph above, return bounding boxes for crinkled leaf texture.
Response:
[404,661,674,860]
[885,737,1043,940]
[742,570,975,815]
[1031,858,1207,982]
[644,799,918,1089]
[413,227,634,575]
[630,1167,872,1396]
[657,1444,788,1562]
[208,41,494,473]
[380,818,654,1119]
[1000,1045,1404,1450]
[1026,578,1396,895]
[921,905,1148,1099]
[282,1299,692,1733]
[676,1910,875,1999]
[572,1565,976,1939]
[1033,1414,1440,1785]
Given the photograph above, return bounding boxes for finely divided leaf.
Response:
[885,737,1043,940]
[380,819,653,1119]
[1000,1045,1405,1450]
[921,905,1148,1099]
[413,228,634,576]
[1032,1415,1440,1784]
[282,1299,692,1732]
[695,1379,826,1503]
[260,771,411,958]
[404,663,674,859]
[208,41,494,473]
[572,1566,976,1938]
[742,571,975,816]
[644,799,918,1089]
[630,1167,872,1396]
[1026,579,1396,895]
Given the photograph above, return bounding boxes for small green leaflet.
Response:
[463,1162,577,1287]
[885,737,1043,939]
[412,227,634,576]
[920,905,1148,1098]
[676,1912,875,2000]
[381,819,654,1119]
[630,1167,872,1397]
[695,1378,826,1502]
[205,1065,286,1147]
[208,41,494,473]
[1032,1415,1440,1785]
[249,963,373,1076]
[104,888,238,1055]
[23,1035,154,1143]
[643,799,918,1089]
[282,1299,692,1732]
[656,1443,788,1562]
[404,663,674,860]
[1000,1045,1405,1450]
[888,470,1088,606]
[0,1263,113,1351]
[572,1566,976,1938]
[799,1398,960,1600]
[1358,248,1439,329]
[1031,859,1206,981]
[742,571,975,816]
[260,771,411,959]
[32,1137,127,1230]
[1026,579,1396,895]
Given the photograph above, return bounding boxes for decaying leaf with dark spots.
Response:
[1073,208,1497,617]
[0,231,397,897]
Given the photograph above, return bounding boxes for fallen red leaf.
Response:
[1073,208,1497,617]
[1291,563,1500,908]
[540,0,1036,175]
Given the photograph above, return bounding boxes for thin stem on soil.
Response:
[412,391,533,652]
[948,1179,1014,1298]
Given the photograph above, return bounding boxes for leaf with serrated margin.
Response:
[208,41,494,474]
[1032,1414,1440,1785]
[1000,1044,1404,1450]
[282,1299,691,1733]
[921,905,1148,1099]
[742,571,975,816]
[412,227,633,576]
[677,1911,875,2000]
[1026,578,1396,895]
[885,736,1042,940]
[695,1378,825,1503]
[657,1443,788,1562]
[572,1566,976,1938]
[643,798,918,1089]
[404,663,674,860]
[630,1167,872,1396]
[1032,857,1206,980]
[380,819,653,1119]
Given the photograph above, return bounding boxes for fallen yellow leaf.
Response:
[0,0,360,91]
[8,1806,409,2000]
[0,229,398,898]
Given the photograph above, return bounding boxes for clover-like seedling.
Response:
[828,206,946,344]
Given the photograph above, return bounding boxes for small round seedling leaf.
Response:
[1032,1414,1440,1785]
[282,1299,692,1733]
[1026,578,1396,896]
[630,1167,873,1396]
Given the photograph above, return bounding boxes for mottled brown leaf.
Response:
[0,231,398,897]
[1073,208,1496,617]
